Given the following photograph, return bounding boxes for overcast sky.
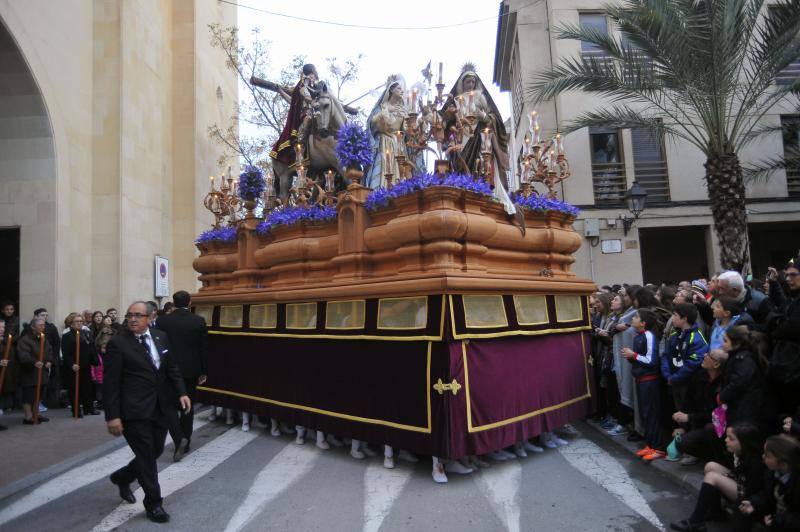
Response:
[235,0,511,120]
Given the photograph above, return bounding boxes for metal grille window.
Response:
[590,128,626,205]
[781,115,800,197]
[580,13,612,66]
[511,44,523,129]
[770,7,800,85]
[631,126,670,202]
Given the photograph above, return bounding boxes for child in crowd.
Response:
[662,303,709,412]
[622,309,664,461]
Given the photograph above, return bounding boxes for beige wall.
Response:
[498,0,800,285]
[0,0,237,324]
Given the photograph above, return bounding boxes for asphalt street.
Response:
[0,415,727,532]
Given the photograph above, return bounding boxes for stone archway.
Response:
[0,16,56,318]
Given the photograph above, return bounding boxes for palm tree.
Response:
[529,0,800,272]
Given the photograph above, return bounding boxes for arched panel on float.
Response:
[0,15,57,318]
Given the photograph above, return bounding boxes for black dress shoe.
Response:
[146,505,170,523]
[110,477,136,504]
[0,424,7,431]
[37,416,49,422]
[173,438,188,462]
[23,418,36,425]
[670,519,706,532]
[87,409,101,415]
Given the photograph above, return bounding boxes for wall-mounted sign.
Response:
[154,255,170,298]
[601,239,622,254]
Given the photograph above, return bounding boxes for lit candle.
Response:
[549,150,556,171]
[529,110,537,132]
[467,91,474,115]
[295,143,303,165]
[481,128,491,152]
[209,175,215,190]
[438,62,443,84]
[411,88,418,112]
[384,149,392,174]
[533,124,540,145]
[522,160,530,183]
[325,170,334,192]
[556,133,564,156]
[395,131,404,155]
[524,134,531,156]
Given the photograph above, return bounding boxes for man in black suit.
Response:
[103,301,190,524]
[155,290,208,458]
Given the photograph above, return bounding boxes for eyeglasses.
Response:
[786,272,799,278]
[125,312,148,319]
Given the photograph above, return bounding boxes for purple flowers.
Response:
[238,164,266,201]
[365,172,493,211]
[196,226,237,244]
[511,193,580,217]
[335,122,372,169]
[256,204,338,235]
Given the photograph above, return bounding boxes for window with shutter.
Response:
[781,115,800,197]
[631,126,670,203]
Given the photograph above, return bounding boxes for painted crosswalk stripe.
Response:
[558,438,664,531]
[474,460,522,532]
[224,443,321,532]
[362,460,414,532]
[91,426,257,532]
[0,418,209,527]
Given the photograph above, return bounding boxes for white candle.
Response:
[438,62,443,84]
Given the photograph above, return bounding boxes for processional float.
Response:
[192,63,594,459]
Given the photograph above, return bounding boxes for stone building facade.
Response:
[493,0,800,286]
[0,0,238,321]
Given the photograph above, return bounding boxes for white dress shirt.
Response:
[136,329,160,369]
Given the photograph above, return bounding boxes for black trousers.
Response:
[636,379,664,449]
[167,378,198,447]
[67,368,94,415]
[112,418,168,509]
[677,423,726,464]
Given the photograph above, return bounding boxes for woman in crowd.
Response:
[89,310,104,340]
[62,313,99,417]
[590,292,614,421]
[720,326,769,430]
[671,423,765,531]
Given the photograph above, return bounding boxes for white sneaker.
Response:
[487,450,508,461]
[541,433,558,449]
[445,461,473,474]
[295,434,304,445]
[499,449,517,459]
[432,464,448,484]
[241,421,250,432]
[315,434,330,450]
[552,435,569,446]
[513,443,528,458]
[270,424,280,437]
[350,448,366,460]
[362,445,377,458]
[523,441,544,453]
[398,449,418,462]
[327,434,344,447]
[383,456,395,469]
[606,424,627,436]
[38,404,47,413]
[225,411,234,425]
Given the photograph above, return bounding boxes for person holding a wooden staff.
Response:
[0,318,20,431]
[15,317,54,425]
[62,313,100,417]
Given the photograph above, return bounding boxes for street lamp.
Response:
[620,180,647,235]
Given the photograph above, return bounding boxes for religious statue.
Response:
[442,64,509,185]
[269,63,320,169]
[366,75,409,189]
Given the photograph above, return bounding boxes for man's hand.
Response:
[764,514,773,526]
[621,348,635,360]
[107,418,124,437]
[673,412,689,424]
[179,395,191,413]
[198,375,207,385]
[72,364,80,372]
[784,416,793,433]
[739,500,754,515]
[0,359,7,367]
[35,361,43,368]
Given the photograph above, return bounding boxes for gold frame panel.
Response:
[325,300,366,330]
[249,304,277,329]
[198,342,432,433]
[219,305,243,328]
[286,302,318,330]
[462,332,592,433]
[554,295,585,323]
[462,295,509,329]
[376,296,429,330]
[194,305,214,325]
[512,295,550,326]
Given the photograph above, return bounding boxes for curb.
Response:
[584,420,704,495]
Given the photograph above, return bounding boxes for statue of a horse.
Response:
[272,84,349,199]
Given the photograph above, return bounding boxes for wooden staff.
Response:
[0,334,11,395]
[33,332,45,424]
[73,331,81,418]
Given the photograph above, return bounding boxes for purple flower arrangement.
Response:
[195,226,237,245]
[511,193,580,218]
[365,172,493,211]
[335,122,372,169]
[238,164,266,201]
[256,204,338,235]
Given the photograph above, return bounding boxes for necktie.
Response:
[138,334,160,369]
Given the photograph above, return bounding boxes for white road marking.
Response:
[474,460,521,532]
[0,418,209,527]
[362,461,413,532]
[224,443,321,532]
[558,438,665,531]
[91,426,256,532]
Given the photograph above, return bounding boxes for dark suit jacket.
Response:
[102,328,187,422]
[61,329,98,370]
[155,309,208,379]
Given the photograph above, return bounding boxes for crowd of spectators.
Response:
[589,257,800,531]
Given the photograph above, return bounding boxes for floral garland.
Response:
[238,164,266,201]
[256,204,338,235]
[511,193,580,218]
[364,172,493,211]
[196,226,237,244]
[335,122,372,169]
